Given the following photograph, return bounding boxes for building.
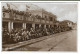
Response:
[2,4,57,32]
[59,20,76,30]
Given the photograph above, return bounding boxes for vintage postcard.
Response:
[2,2,77,51]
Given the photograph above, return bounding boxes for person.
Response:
[30,27,35,39]
[14,32,21,42]
[18,30,23,41]
[22,30,26,41]
[26,30,30,40]
[28,30,31,39]
[3,28,10,43]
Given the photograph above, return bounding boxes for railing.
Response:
[34,19,40,23]
[14,15,23,20]
[27,17,33,21]
[41,20,45,23]
[2,11,54,25]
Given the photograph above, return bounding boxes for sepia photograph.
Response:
[2,2,77,51]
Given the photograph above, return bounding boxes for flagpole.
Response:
[26,5,30,13]
[42,8,43,19]
[7,3,10,9]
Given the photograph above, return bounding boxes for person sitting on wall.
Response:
[26,30,30,40]
[28,29,32,39]
[30,27,36,39]
[22,29,26,41]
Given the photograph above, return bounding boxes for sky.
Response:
[2,2,78,23]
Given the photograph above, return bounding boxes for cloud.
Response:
[18,5,26,11]
[57,11,77,23]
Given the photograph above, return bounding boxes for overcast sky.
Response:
[2,2,77,23]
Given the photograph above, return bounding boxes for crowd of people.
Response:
[2,26,54,44]
[2,23,72,44]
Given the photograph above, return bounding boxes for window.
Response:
[45,15,47,18]
[3,13,5,18]
[50,17,53,21]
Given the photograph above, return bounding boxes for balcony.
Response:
[27,17,33,21]
[14,15,23,20]
[46,21,50,24]
[41,20,45,23]
[50,21,53,24]
[34,19,40,23]
[2,12,10,18]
